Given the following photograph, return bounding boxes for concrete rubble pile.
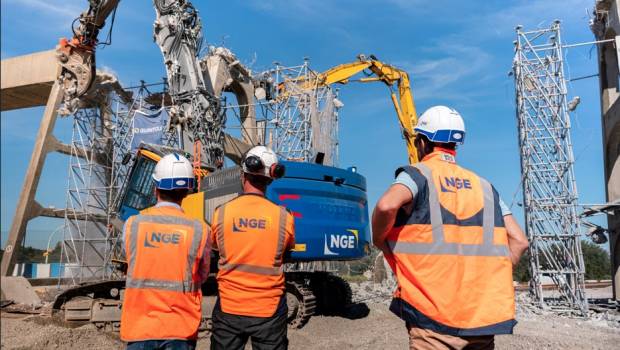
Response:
[350,280,396,305]
[349,273,620,330]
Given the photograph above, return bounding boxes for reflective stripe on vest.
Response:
[215,205,288,275]
[126,214,204,292]
[388,163,509,257]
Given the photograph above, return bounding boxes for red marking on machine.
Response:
[279,194,300,201]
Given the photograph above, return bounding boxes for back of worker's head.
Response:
[414,105,465,158]
[241,145,285,190]
[152,153,194,203]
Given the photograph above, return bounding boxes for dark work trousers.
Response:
[126,340,197,350]
[210,297,288,350]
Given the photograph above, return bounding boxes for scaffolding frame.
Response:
[61,83,177,284]
[258,61,340,166]
[513,21,588,314]
[61,89,133,283]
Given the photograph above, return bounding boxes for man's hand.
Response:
[372,184,413,256]
[504,215,529,266]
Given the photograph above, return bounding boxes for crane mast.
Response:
[153,0,225,169]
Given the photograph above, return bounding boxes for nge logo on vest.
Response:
[232,217,268,233]
[440,176,473,193]
[144,232,181,248]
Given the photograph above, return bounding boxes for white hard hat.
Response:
[242,145,284,179]
[152,153,194,190]
[414,105,466,145]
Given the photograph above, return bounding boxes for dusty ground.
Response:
[1,286,619,349]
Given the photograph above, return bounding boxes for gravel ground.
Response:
[2,286,618,350]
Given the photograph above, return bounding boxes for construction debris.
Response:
[1,283,618,350]
[0,277,41,307]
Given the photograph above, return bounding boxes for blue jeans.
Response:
[126,340,197,350]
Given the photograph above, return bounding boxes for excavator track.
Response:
[311,272,353,316]
[286,278,316,329]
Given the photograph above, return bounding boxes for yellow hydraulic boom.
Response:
[283,54,419,164]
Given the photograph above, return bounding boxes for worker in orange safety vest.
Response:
[210,145,295,350]
[372,106,529,350]
[120,153,210,350]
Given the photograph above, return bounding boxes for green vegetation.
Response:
[0,243,62,264]
[513,252,531,282]
[581,240,612,280]
[334,248,380,281]
[349,248,379,275]
[513,240,611,282]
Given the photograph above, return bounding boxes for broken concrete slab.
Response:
[1,276,42,306]
[0,50,60,111]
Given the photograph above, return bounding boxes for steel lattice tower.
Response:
[512,21,588,314]
[265,61,340,166]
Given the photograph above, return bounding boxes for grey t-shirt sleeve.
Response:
[499,197,512,216]
[393,171,419,199]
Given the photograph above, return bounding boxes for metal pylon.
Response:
[263,60,340,166]
[512,21,588,315]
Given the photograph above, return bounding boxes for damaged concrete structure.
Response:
[592,0,620,307]
[0,48,257,279]
[0,50,131,278]
[1,51,68,277]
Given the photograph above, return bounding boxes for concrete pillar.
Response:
[593,0,620,306]
[0,82,63,276]
[0,51,134,278]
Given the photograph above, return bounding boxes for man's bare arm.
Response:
[200,224,212,284]
[372,184,413,255]
[504,214,529,266]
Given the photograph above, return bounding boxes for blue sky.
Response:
[1,0,606,248]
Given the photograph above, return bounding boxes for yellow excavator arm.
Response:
[287,55,419,164]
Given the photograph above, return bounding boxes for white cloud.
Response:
[395,43,493,103]
[4,0,82,19]
[463,0,591,39]
[246,0,362,23]
[391,0,593,106]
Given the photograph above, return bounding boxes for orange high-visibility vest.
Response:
[120,205,209,341]
[385,151,515,336]
[211,194,295,317]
